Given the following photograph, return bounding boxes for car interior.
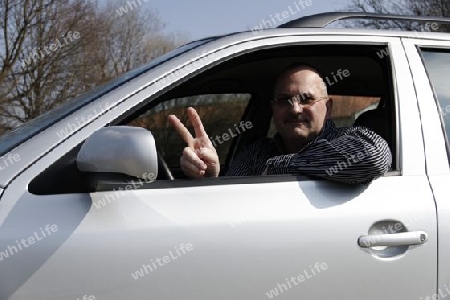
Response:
[29,43,396,195]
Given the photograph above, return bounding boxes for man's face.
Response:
[272,68,332,144]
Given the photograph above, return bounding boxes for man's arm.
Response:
[265,126,392,184]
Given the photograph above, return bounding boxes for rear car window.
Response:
[421,49,450,155]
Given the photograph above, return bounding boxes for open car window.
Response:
[29,42,397,194]
[121,44,395,182]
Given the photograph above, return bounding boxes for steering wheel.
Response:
[157,150,174,180]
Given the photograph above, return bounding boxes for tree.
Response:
[341,0,450,32]
[0,0,187,134]
[64,0,187,92]
[0,0,98,127]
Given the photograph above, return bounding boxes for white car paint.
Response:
[404,38,450,298]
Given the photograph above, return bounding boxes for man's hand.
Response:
[168,107,220,179]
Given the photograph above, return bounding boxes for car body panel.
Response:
[404,38,450,296]
[0,174,438,299]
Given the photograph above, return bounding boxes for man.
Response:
[167,64,392,184]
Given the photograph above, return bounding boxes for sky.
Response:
[150,0,348,41]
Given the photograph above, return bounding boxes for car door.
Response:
[0,33,437,300]
[404,37,450,299]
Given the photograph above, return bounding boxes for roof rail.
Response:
[278,12,450,28]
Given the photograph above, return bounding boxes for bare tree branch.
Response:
[0,0,188,134]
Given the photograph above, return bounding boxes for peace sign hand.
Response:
[168,107,220,179]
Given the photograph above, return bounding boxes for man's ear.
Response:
[325,97,333,119]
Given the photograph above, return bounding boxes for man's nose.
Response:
[290,100,304,113]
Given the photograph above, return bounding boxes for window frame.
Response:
[25,34,403,195]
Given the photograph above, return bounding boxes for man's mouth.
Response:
[286,117,308,124]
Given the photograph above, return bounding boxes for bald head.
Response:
[274,65,328,99]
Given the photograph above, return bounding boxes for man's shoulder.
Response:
[331,124,375,135]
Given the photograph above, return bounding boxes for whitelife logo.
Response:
[21,31,80,68]
[325,147,370,177]
[0,153,20,171]
[92,172,157,210]
[55,101,112,139]
[0,224,58,262]
[77,296,96,300]
[420,282,450,300]
[265,262,328,299]
[131,243,193,280]
[116,0,149,16]
[252,0,313,33]
[210,121,253,148]
[376,22,439,59]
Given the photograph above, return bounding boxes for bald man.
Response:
[168,64,392,184]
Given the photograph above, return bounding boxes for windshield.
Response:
[0,39,214,156]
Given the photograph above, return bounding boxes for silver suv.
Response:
[1,12,450,300]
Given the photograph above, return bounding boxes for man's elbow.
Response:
[333,149,392,185]
[361,147,393,183]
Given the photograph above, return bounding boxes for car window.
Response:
[421,49,450,155]
[114,44,396,181]
[29,43,397,194]
[128,94,251,168]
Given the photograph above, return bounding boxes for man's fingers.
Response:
[183,147,207,171]
[196,147,219,167]
[167,114,194,147]
[180,156,205,178]
[187,107,208,139]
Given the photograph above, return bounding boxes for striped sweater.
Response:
[225,119,392,184]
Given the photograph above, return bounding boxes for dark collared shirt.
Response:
[225,119,392,184]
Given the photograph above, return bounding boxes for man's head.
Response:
[272,64,333,151]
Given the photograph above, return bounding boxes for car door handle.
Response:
[358,231,428,248]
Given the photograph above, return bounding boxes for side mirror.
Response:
[77,126,158,181]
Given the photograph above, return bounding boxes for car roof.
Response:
[278,11,450,28]
[217,27,450,41]
[207,11,450,42]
